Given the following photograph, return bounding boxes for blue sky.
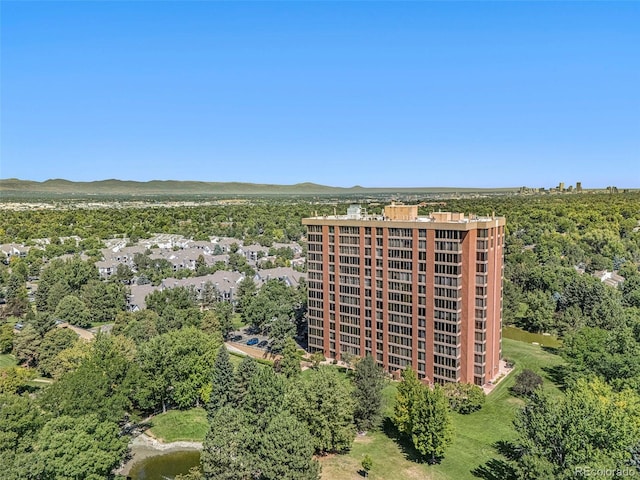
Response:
[1,1,638,188]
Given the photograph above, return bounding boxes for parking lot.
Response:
[228,326,271,350]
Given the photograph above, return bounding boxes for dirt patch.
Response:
[225,342,281,361]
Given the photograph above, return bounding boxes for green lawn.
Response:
[0,354,18,369]
[231,313,247,331]
[147,407,209,443]
[320,338,566,480]
[502,326,561,348]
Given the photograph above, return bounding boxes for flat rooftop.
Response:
[303,205,504,225]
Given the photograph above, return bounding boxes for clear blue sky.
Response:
[1,1,638,188]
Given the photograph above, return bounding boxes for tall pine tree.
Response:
[231,355,258,408]
[353,355,385,431]
[207,346,234,421]
[201,406,252,480]
[279,337,301,379]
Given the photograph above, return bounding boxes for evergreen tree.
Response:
[411,385,453,464]
[279,337,301,379]
[231,355,258,408]
[201,406,252,480]
[244,366,286,428]
[207,346,234,421]
[353,355,385,431]
[5,274,29,317]
[257,411,321,480]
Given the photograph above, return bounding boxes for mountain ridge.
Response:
[0,178,518,196]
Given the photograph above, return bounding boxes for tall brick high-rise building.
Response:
[303,204,505,385]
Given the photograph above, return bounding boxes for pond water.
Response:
[128,450,201,480]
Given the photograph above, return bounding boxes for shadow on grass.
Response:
[494,440,520,461]
[541,364,572,391]
[471,458,517,480]
[541,345,560,355]
[382,417,444,465]
[471,439,520,479]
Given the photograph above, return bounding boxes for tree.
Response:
[113,263,134,284]
[41,334,141,422]
[442,382,485,414]
[393,367,422,436]
[287,366,356,454]
[0,393,45,454]
[353,355,385,431]
[137,327,220,412]
[513,378,640,479]
[235,277,257,315]
[36,327,78,377]
[0,367,36,395]
[278,337,301,379]
[310,351,325,368]
[257,411,321,480]
[12,324,41,367]
[361,454,373,477]
[511,369,544,397]
[410,385,453,464]
[4,274,29,317]
[201,406,253,480]
[207,346,235,420]
[231,355,259,408]
[267,316,296,354]
[244,366,287,427]
[32,414,128,480]
[48,339,91,379]
[112,310,160,344]
[80,279,126,323]
[0,324,14,354]
[54,295,91,328]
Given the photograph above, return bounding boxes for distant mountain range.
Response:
[0,178,518,196]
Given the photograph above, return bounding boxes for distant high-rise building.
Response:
[303,205,505,385]
[558,182,565,191]
[576,182,582,192]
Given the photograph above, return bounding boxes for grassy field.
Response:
[320,338,565,480]
[148,407,209,443]
[0,354,18,369]
[502,326,561,348]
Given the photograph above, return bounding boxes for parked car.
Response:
[231,335,243,342]
[257,340,268,348]
[246,338,259,346]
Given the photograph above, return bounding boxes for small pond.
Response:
[128,450,201,480]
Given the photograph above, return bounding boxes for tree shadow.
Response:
[381,417,440,464]
[541,345,560,355]
[494,440,520,461]
[471,458,517,480]
[541,364,572,391]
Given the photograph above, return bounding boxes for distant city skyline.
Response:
[2,2,639,188]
